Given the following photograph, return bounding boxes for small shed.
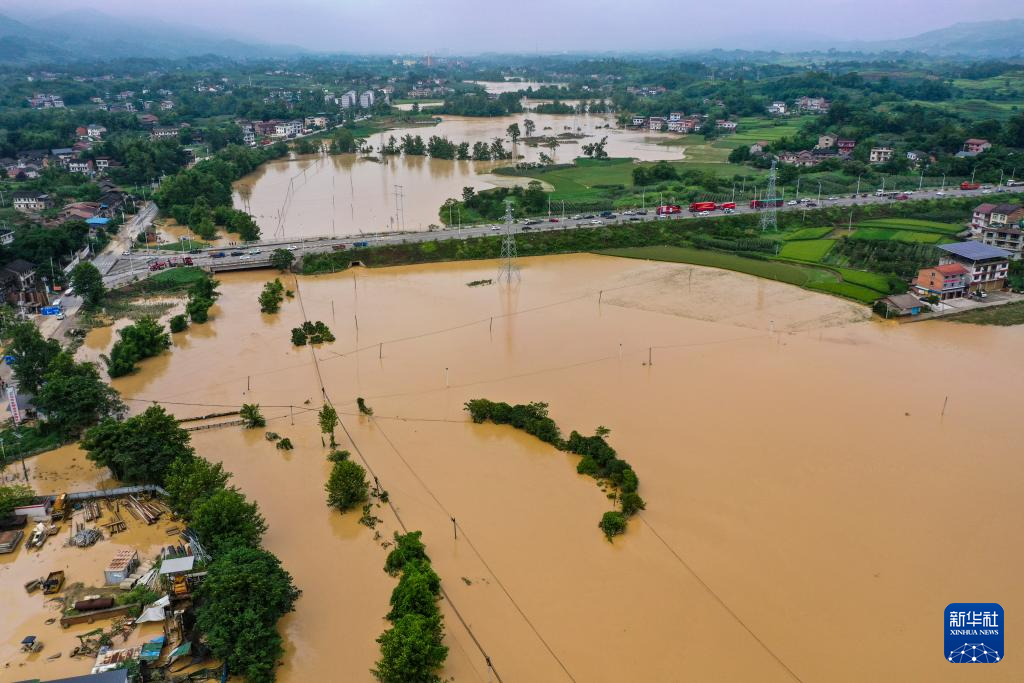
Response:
[104,549,140,586]
[159,555,196,577]
[13,496,52,522]
[881,294,923,317]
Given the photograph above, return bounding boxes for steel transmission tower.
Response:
[760,159,779,233]
[497,202,519,282]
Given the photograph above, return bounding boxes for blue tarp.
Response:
[85,217,110,226]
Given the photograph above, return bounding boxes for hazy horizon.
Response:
[3,0,1024,55]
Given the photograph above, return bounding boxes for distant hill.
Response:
[860,19,1024,58]
[0,9,305,64]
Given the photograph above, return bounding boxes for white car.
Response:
[787,200,798,206]
[589,219,602,226]
[936,191,946,196]
[698,210,710,216]
[121,250,131,256]
[490,225,501,231]
[827,196,839,201]
[287,245,298,251]
[56,312,66,321]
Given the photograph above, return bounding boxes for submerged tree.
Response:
[240,403,266,429]
[326,458,369,512]
[318,404,339,446]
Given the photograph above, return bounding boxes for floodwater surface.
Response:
[232,113,682,239]
[9,254,1018,681]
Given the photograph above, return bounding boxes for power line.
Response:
[372,417,576,683]
[637,517,804,683]
[292,277,507,683]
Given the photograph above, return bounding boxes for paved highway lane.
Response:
[101,186,1001,288]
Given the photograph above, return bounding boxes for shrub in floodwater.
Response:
[599,511,627,540]
[265,431,280,441]
[326,459,369,512]
[169,314,188,333]
[259,278,286,313]
[328,449,350,462]
[276,438,293,450]
[240,403,265,429]
[291,320,335,345]
[384,531,429,576]
[620,491,646,517]
[357,397,374,415]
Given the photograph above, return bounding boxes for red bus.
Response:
[749,198,783,209]
[717,201,737,211]
[960,182,980,190]
[656,204,682,215]
[689,201,717,213]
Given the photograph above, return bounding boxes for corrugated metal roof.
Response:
[939,241,1011,261]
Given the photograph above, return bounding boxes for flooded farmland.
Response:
[232,112,682,239]
[6,253,1021,681]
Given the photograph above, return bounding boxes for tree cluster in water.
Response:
[373,531,449,683]
[291,320,335,345]
[464,399,645,539]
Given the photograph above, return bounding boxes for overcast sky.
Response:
[3,0,1023,53]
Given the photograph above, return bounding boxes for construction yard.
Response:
[1,447,213,681]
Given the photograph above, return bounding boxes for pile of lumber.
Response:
[82,501,103,522]
[123,496,162,525]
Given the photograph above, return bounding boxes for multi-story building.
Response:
[796,96,830,112]
[869,147,894,164]
[913,264,969,300]
[150,126,180,140]
[980,225,1024,259]
[648,117,666,132]
[837,139,856,157]
[768,101,787,115]
[68,159,94,175]
[340,90,358,108]
[13,191,53,212]
[359,90,375,108]
[937,242,1011,292]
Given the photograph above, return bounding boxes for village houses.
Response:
[936,242,1010,292]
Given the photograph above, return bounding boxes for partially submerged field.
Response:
[51,253,1024,682]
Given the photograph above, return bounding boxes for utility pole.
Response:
[496,201,519,283]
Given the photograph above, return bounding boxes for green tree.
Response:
[106,316,171,378]
[386,560,441,621]
[506,123,521,144]
[35,353,125,438]
[523,119,536,138]
[270,249,295,272]
[0,484,34,518]
[372,613,448,683]
[240,403,266,428]
[164,456,232,521]
[325,458,369,512]
[599,511,627,540]
[69,261,106,309]
[7,322,61,394]
[384,530,429,576]
[82,405,194,485]
[259,279,285,313]
[318,404,339,445]
[197,546,300,683]
[169,314,188,333]
[191,488,268,556]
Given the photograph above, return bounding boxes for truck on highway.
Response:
[656,204,682,216]
[688,201,717,213]
[353,241,369,248]
[749,198,783,209]
[718,201,737,212]
[961,182,981,190]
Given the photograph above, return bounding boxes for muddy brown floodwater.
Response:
[232,112,682,239]
[7,253,1024,682]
